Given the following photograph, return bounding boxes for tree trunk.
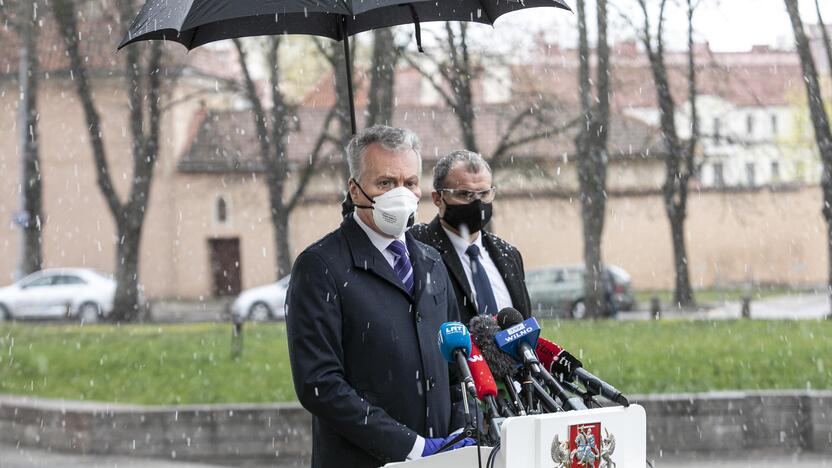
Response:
[366,28,397,128]
[669,209,693,306]
[273,208,292,279]
[112,221,142,322]
[17,0,43,276]
[785,0,832,318]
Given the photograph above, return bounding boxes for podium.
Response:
[384,404,646,468]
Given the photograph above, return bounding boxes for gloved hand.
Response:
[421,430,476,457]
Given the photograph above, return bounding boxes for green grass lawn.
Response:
[1,319,830,405]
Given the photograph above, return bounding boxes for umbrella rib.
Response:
[475,0,494,24]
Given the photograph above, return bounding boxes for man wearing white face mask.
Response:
[286,125,471,468]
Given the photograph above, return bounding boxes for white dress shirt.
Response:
[442,226,514,314]
[353,213,408,268]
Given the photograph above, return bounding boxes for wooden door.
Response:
[209,238,242,297]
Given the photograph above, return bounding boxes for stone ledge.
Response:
[1,390,830,464]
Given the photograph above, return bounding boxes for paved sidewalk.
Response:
[654,452,832,467]
[621,293,831,321]
[0,444,302,468]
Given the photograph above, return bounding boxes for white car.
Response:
[0,268,116,323]
[231,276,290,322]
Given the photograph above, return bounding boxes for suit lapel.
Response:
[425,217,476,308]
[343,216,412,298]
[483,232,524,311]
[406,234,437,306]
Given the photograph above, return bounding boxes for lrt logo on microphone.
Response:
[445,324,466,335]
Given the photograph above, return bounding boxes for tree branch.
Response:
[287,106,338,212]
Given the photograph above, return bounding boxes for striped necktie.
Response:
[387,240,414,295]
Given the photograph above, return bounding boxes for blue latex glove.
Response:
[421,431,476,457]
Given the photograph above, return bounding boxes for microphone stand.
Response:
[560,379,602,408]
[437,382,477,454]
[502,376,526,416]
[520,370,538,414]
[529,375,562,413]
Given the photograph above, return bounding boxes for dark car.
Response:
[525,265,635,319]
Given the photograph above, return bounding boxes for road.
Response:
[2,444,831,468]
[621,293,831,321]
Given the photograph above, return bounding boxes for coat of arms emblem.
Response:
[551,422,616,468]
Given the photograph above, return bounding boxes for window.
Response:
[746,114,754,135]
[771,161,781,183]
[712,162,725,187]
[746,162,756,187]
[713,118,722,144]
[216,196,228,224]
[771,114,779,135]
[55,275,86,285]
[21,276,55,288]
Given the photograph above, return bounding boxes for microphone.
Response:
[468,315,527,416]
[495,308,587,411]
[468,342,500,419]
[547,347,630,407]
[437,322,477,399]
[536,336,629,407]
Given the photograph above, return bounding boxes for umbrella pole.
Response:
[340,17,358,135]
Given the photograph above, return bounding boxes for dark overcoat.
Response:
[286,215,464,468]
[410,216,532,326]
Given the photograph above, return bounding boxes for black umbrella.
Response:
[119,0,571,134]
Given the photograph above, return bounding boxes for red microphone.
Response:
[535,337,564,373]
[468,342,500,418]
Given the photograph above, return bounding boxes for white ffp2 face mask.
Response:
[354,182,419,237]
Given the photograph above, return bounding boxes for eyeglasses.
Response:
[437,187,497,203]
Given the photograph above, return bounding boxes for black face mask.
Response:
[442,198,493,233]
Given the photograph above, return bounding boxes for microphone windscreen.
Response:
[469,315,518,378]
[536,337,565,372]
[468,342,498,399]
[496,307,524,330]
[437,321,472,363]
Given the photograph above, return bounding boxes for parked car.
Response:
[0,268,117,322]
[231,275,291,322]
[525,264,634,319]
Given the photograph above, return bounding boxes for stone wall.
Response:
[1,390,830,464]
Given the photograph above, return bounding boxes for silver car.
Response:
[525,265,634,319]
[0,268,117,322]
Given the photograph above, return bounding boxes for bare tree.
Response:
[232,38,337,278]
[2,0,44,276]
[575,0,611,319]
[53,0,164,321]
[365,28,400,127]
[405,24,577,170]
[816,0,832,84]
[636,0,700,307]
[785,0,832,318]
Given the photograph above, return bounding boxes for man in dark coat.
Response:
[411,150,532,326]
[287,126,469,468]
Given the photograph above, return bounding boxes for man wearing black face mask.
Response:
[411,150,532,325]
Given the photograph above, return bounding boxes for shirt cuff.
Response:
[407,435,425,460]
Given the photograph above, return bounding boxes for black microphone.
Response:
[495,308,587,411]
[550,349,630,407]
[469,315,527,416]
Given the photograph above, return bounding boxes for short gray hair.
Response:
[346,125,421,181]
[433,150,492,189]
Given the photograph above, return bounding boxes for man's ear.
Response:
[348,179,361,204]
[431,191,442,208]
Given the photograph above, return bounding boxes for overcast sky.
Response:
[477,0,832,53]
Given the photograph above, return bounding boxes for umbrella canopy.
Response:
[119,1,569,50]
[119,0,571,132]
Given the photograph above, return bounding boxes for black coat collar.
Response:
[342,215,436,301]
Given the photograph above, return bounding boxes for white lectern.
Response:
[384,404,646,468]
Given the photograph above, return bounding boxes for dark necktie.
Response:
[465,244,498,316]
[387,240,414,295]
